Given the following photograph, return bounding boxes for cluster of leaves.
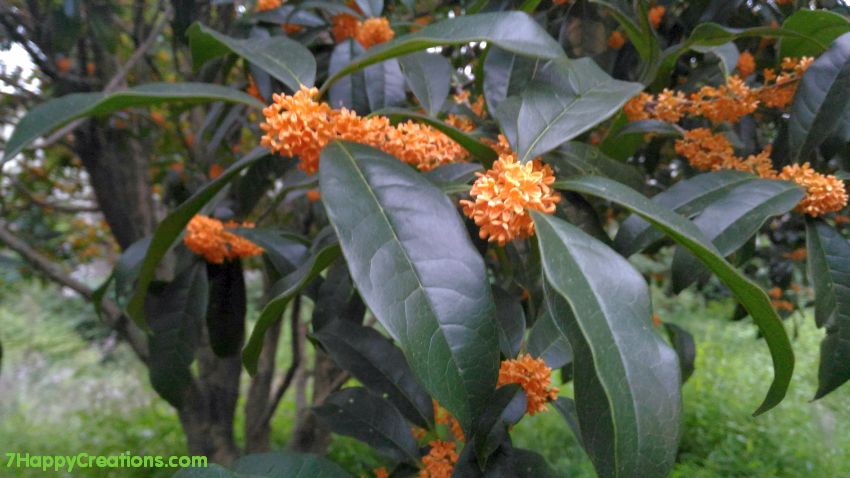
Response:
[6,0,850,477]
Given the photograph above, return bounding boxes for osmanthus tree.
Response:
[4,0,850,476]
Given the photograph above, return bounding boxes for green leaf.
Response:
[312,319,434,428]
[126,148,270,327]
[364,59,406,111]
[319,11,565,95]
[205,261,247,357]
[806,219,850,399]
[495,58,643,162]
[354,0,382,16]
[482,46,541,114]
[534,213,681,478]
[614,171,754,257]
[398,52,451,117]
[2,83,263,164]
[552,397,582,447]
[663,322,696,383]
[589,0,655,62]
[616,120,682,139]
[375,107,498,163]
[319,141,499,428]
[310,261,364,331]
[471,384,525,468]
[315,388,420,463]
[527,307,573,369]
[187,23,316,91]
[492,287,526,359]
[233,228,309,276]
[242,240,341,374]
[145,261,208,408]
[233,452,352,478]
[546,142,645,191]
[328,40,370,114]
[671,179,804,291]
[555,176,794,415]
[423,163,483,186]
[788,32,850,162]
[780,10,850,59]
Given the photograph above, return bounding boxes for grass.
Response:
[1,280,849,477]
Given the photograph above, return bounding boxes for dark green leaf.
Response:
[780,10,850,59]
[312,319,433,428]
[527,307,573,369]
[311,260,364,331]
[205,261,247,357]
[423,163,483,186]
[495,58,643,162]
[788,32,850,162]
[663,322,696,383]
[614,171,754,257]
[552,397,582,447]
[328,40,370,114]
[806,219,850,398]
[2,83,263,164]
[145,261,208,408]
[471,384,525,469]
[616,120,682,138]
[315,388,419,463]
[187,23,316,91]
[546,142,645,191]
[233,228,309,276]
[492,287,526,358]
[374,107,498,163]
[365,59,406,111]
[354,0,382,16]
[233,452,352,478]
[535,213,681,478]
[242,241,341,374]
[319,12,565,95]
[398,52,451,117]
[127,148,269,326]
[482,47,541,114]
[589,0,654,62]
[671,179,804,291]
[319,141,499,428]
[555,176,794,415]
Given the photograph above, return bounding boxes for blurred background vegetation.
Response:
[3,274,848,478]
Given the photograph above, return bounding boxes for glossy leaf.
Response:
[126,147,269,326]
[315,388,419,463]
[233,452,351,478]
[319,141,499,428]
[310,260,365,331]
[806,219,850,398]
[364,59,406,111]
[788,32,850,162]
[663,322,696,383]
[555,176,794,415]
[423,163,483,186]
[482,47,541,113]
[527,307,573,369]
[354,0,382,16]
[471,384,525,468]
[319,11,565,95]
[398,52,451,116]
[2,83,263,164]
[328,40,370,113]
[495,58,643,162]
[779,10,850,59]
[145,261,208,408]
[546,142,644,191]
[233,228,309,276]
[535,213,681,478]
[671,179,804,290]
[312,319,433,428]
[205,261,247,357]
[242,240,341,374]
[492,287,526,359]
[187,23,316,91]
[615,171,754,257]
[552,397,582,447]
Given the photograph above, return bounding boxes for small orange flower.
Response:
[553,0,573,5]
[282,23,304,34]
[688,76,758,124]
[433,401,464,442]
[209,164,224,179]
[355,17,395,48]
[184,215,264,263]
[652,313,663,327]
[778,163,848,217]
[56,57,72,73]
[782,248,807,261]
[497,354,559,415]
[86,62,96,75]
[460,153,560,245]
[674,128,735,171]
[260,86,335,174]
[411,426,428,441]
[373,467,389,478]
[834,214,850,224]
[247,76,264,102]
[772,299,794,312]
[150,111,167,127]
[648,6,665,29]
[737,51,756,78]
[607,30,626,50]
[256,0,283,11]
[306,189,321,202]
[768,286,783,299]
[332,14,360,42]
[419,441,458,478]
[624,92,652,121]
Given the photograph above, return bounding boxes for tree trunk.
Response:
[244,318,282,453]
[288,351,339,454]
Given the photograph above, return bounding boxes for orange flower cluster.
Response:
[460,150,560,245]
[497,354,558,416]
[246,76,264,102]
[737,51,756,78]
[419,441,458,478]
[260,86,466,174]
[778,163,849,217]
[649,6,665,29]
[331,15,394,48]
[184,215,264,264]
[256,0,282,11]
[624,58,812,124]
[433,401,464,442]
[282,23,304,34]
[372,467,389,478]
[608,31,626,50]
[675,130,847,216]
[782,247,807,261]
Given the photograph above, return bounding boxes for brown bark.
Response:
[288,351,340,454]
[244,318,282,453]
